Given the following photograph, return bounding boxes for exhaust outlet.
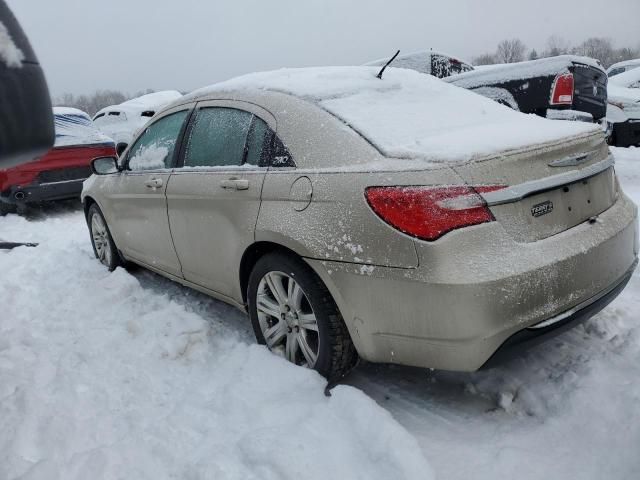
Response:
[14,191,25,201]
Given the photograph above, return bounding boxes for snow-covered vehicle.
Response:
[0,107,114,215]
[92,90,182,149]
[445,55,608,123]
[607,58,640,77]
[365,50,473,79]
[607,68,640,147]
[83,67,637,378]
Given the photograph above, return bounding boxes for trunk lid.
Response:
[451,131,617,242]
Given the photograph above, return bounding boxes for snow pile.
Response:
[0,212,431,480]
[189,66,599,163]
[446,55,604,89]
[0,20,24,68]
[53,107,114,148]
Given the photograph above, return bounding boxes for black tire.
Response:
[0,202,17,216]
[87,204,121,271]
[247,252,357,381]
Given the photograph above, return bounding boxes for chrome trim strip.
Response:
[548,148,600,167]
[528,258,638,330]
[482,154,614,206]
[38,178,88,187]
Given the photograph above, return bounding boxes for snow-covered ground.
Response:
[1,147,639,479]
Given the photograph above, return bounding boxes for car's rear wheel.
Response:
[88,204,121,271]
[247,252,357,380]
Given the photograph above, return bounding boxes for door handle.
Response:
[220,178,249,190]
[144,178,163,189]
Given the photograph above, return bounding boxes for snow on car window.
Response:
[128,110,188,171]
[0,21,24,68]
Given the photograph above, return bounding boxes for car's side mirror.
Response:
[91,156,120,175]
[116,142,128,157]
[0,1,55,169]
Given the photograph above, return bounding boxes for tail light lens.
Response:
[365,185,505,241]
[550,73,574,105]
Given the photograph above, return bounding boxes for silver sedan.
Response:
[82,67,638,380]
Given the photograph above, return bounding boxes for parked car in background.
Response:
[607,67,640,147]
[365,50,473,78]
[445,55,608,124]
[82,67,637,379]
[0,107,114,215]
[607,59,640,77]
[93,90,182,149]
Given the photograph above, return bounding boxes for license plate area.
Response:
[489,168,616,242]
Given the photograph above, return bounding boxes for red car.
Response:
[0,107,115,215]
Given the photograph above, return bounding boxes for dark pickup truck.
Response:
[445,55,608,123]
[367,52,608,125]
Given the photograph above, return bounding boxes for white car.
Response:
[607,68,640,147]
[93,91,182,150]
[607,59,640,77]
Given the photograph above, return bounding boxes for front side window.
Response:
[127,110,189,171]
[184,107,253,168]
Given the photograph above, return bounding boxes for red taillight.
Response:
[365,185,505,241]
[550,73,574,105]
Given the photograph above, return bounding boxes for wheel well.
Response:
[239,242,302,304]
[83,196,96,219]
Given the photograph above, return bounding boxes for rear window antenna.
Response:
[376,50,400,79]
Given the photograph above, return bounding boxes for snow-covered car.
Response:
[607,58,640,77]
[607,68,640,147]
[92,90,182,149]
[365,50,473,79]
[82,67,637,379]
[0,107,114,215]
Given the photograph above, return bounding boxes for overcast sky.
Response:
[7,0,640,97]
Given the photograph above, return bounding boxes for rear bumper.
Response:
[307,192,638,371]
[1,178,86,205]
[482,258,636,368]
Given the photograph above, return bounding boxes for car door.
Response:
[102,105,191,277]
[166,101,273,301]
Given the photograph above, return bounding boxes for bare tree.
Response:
[544,35,571,57]
[473,52,497,66]
[572,37,615,66]
[54,89,131,116]
[495,39,526,63]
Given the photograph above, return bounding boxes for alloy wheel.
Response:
[256,271,320,367]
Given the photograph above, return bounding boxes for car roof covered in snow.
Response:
[184,66,600,164]
[445,55,604,89]
[53,106,113,147]
[94,90,183,118]
[609,67,640,88]
[607,58,640,72]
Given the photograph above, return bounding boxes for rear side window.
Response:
[184,107,252,167]
[127,110,189,171]
[608,67,625,77]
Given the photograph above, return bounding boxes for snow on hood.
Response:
[118,90,183,111]
[445,55,604,89]
[609,67,640,88]
[53,107,114,147]
[0,20,24,68]
[607,84,640,121]
[189,66,600,162]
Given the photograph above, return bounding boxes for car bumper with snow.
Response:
[307,192,638,372]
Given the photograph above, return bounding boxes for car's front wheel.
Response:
[88,204,121,271]
[248,252,357,380]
